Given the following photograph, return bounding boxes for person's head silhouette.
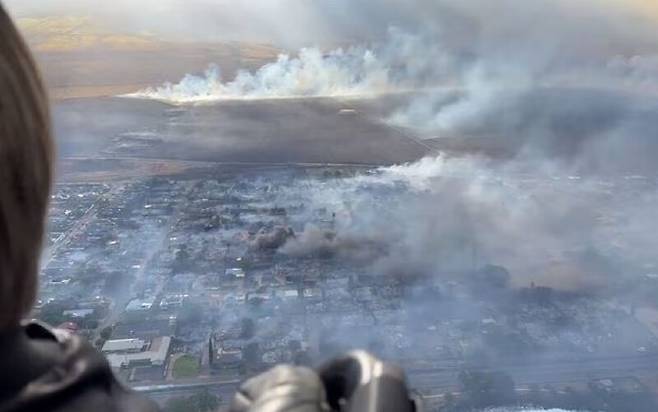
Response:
[0,6,159,411]
[0,5,53,330]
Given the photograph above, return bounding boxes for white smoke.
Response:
[123,45,397,104]
[121,27,461,104]
[606,54,658,86]
[388,65,533,133]
[119,0,658,159]
[279,151,658,289]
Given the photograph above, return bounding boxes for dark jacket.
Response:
[0,322,159,412]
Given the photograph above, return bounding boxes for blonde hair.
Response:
[0,5,53,329]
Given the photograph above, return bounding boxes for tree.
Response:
[173,246,192,273]
[193,389,220,412]
[100,325,113,340]
[38,301,68,326]
[240,318,255,339]
[163,397,188,412]
[443,392,456,409]
[80,318,99,330]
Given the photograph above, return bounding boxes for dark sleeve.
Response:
[46,336,161,412]
[3,324,160,412]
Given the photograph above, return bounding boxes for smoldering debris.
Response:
[251,226,296,251]
[280,224,389,263]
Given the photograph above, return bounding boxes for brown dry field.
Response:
[37,44,278,100]
[56,158,204,183]
[17,16,281,100]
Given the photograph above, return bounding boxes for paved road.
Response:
[138,382,240,405]
[94,180,195,342]
[408,353,658,392]
[133,352,658,402]
[133,378,241,405]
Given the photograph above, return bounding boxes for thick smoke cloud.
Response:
[122,26,455,102]
[16,2,658,409]
[280,224,389,264]
[278,155,655,292]
[118,0,658,96]
[267,155,658,412]
[117,0,658,174]
[125,46,394,102]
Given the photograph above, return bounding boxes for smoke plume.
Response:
[119,0,658,176]
[122,0,658,106]
[276,154,658,292]
[123,45,396,103]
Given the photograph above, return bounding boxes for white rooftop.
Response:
[126,297,155,311]
[225,268,246,278]
[102,338,145,353]
[63,308,94,318]
[106,336,171,368]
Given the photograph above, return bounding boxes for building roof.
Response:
[278,289,298,299]
[149,337,171,365]
[63,308,94,318]
[225,268,245,278]
[102,338,145,353]
[125,297,156,312]
[112,319,174,339]
[105,336,171,368]
[216,347,242,365]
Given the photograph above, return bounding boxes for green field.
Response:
[172,355,200,379]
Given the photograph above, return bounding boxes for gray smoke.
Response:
[251,226,295,251]
[280,224,389,264]
[275,155,652,292]
[114,0,658,172]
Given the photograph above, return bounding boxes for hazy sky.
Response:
[2,0,402,46]
[6,0,656,49]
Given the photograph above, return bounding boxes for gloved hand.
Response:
[228,352,417,412]
[229,365,330,412]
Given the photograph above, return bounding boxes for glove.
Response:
[229,365,330,412]
[229,352,417,412]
